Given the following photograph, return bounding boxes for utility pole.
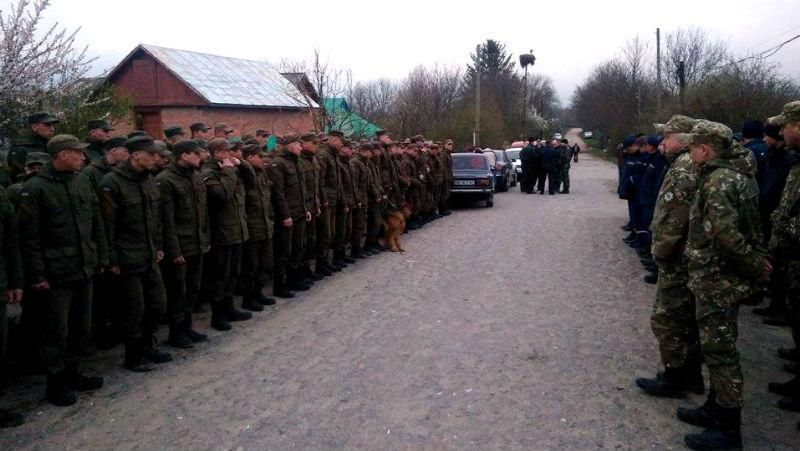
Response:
[474,68,481,147]
[677,60,686,112]
[656,28,662,118]
[519,50,536,136]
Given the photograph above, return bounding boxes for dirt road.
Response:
[2,133,796,449]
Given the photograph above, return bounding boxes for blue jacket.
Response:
[745,138,768,187]
[618,152,644,199]
[541,146,560,170]
[635,152,667,205]
[760,145,795,223]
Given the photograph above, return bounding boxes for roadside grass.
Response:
[583,137,617,164]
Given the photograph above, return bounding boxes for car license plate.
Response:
[455,180,474,186]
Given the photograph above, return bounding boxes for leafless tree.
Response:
[663,27,730,95]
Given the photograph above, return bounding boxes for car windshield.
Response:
[453,154,489,170]
[505,149,520,160]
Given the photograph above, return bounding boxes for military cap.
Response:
[242,144,268,158]
[687,120,733,148]
[227,137,244,149]
[87,119,114,131]
[445,138,454,144]
[196,139,209,150]
[190,122,211,132]
[646,135,662,147]
[256,129,271,137]
[163,125,186,138]
[243,138,260,145]
[27,111,59,125]
[767,115,785,127]
[777,100,800,125]
[214,122,233,133]
[25,152,50,167]
[127,130,147,139]
[654,115,696,134]
[278,133,300,145]
[153,140,172,157]
[300,132,317,142]
[429,143,440,150]
[47,134,89,155]
[764,123,783,140]
[126,135,157,153]
[357,142,374,151]
[375,130,388,137]
[412,134,426,142]
[622,134,637,148]
[172,139,201,156]
[207,138,230,153]
[328,130,344,138]
[103,136,128,151]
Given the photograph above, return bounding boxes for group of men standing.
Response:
[518,138,579,195]
[0,112,455,428]
[626,101,800,450]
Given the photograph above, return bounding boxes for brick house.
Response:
[106,44,319,138]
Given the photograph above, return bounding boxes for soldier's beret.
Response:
[87,119,114,131]
[654,115,696,134]
[25,152,50,166]
[103,136,128,151]
[207,138,230,153]
[47,134,89,155]
[163,125,186,138]
[126,135,158,153]
[778,100,800,124]
[190,122,211,132]
[687,120,733,148]
[28,111,59,125]
[172,139,201,156]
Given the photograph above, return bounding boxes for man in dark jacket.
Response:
[0,185,23,427]
[519,138,536,194]
[156,139,210,348]
[634,135,668,283]
[84,119,114,163]
[540,140,561,195]
[268,135,311,297]
[17,134,107,406]
[314,132,344,275]
[742,120,768,186]
[619,135,645,243]
[299,133,324,277]
[7,112,58,182]
[99,135,172,372]
[200,138,251,330]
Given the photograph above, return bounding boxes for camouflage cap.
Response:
[103,136,128,151]
[226,137,244,149]
[207,138,230,154]
[46,134,89,155]
[654,115,696,134]
[172,139,201,156]
[777,100,800,124]
[163,125,186,138]
[767,115,785,127]
[300,132,317,142]
[126,135,157,153]
[87,119,114,131]
[214,123,234,133]
[687,120,733,148]
[190,122,211,132]
[25,152,50,166]
[278,134,300,145]
[28,111,59,125]
[153,140,172,157]
[242,144,268,158]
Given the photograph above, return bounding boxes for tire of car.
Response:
[498,176,509,192]
[486,195,494,208]
[510,173,517,187]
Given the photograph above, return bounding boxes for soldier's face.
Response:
[379,135,391,145]
[89,128,111,142]
[781,122,800,146]
[661,133,684,155]
[246,154,264,169]
[689,143,714,165]
[302,141,317,153]
[108,146,130,164]
[32,122,56,139]
[57,149,86,171]
[133,151,158,171]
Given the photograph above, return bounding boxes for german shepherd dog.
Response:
[380,202,413,252]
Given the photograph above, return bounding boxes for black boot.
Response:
[225,297,253,321]
[315,259,333,277]
[255,291,276,306]
[142,336,173,364]
[183,317,207,343]
[768,376,800,397]
[643,272,658,284]
[778,396,800,412]
[273,272,295,299]
[64,362,103,392]
[167,323,194,349]
[684,406,742,451]
[287,269,311,291]
[241,294,264,312]
[302,264,324,281]
[778,346,800,361]
[0,408,24,428]
[623,231,637,243]
[45,372,77,406]
[124,342,155,372]
[636,366,693,398]
[341,252,357,264]
[332,250,348,268]
[677,393,718,428]
[211,303,232,331]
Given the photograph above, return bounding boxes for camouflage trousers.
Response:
[786,260,800,348]
[650,267,699,368]
[689,273,750,408]
[560,165,571,192]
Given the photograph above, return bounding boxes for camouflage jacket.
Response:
[269,150,308,221]
[350,154,370,208]
[442,151,454,183]
[155,162,210,259]
[337,155,355,210]
[651,150,696,269]
[201,159,248,246]
[685,143,766,298]
[81,157,113,193]
[769,147,800,260]
[299,151,320,214]
[315,144,342,208]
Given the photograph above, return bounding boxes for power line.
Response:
[745,23,800,53]
[711,33,800,71]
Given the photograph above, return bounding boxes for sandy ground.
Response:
[1,129,797,449]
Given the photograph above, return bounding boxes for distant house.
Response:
[105,44,320,138]
[324,98,382,138]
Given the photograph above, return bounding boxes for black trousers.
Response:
[40,279,93,376]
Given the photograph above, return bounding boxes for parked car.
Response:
[583,130,593,138]
[553,133,563,140]
[505,147,522,176]
[450,153,495,207]
[482,149,516,191]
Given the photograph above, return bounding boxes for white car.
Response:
[505,148,522,175]
[583,130,593,138]
[553,133,562,140]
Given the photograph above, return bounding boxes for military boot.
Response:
[211,303,232,331]
[142,336,173,364]
[0,408,24,428]
[225,296,253,321]
[778,396,800,412]
[768,376,800,397]
[677,392,718,428]
[341,252,357,264]
[64,362,103,392]
[314,259,333,277]
[643,272,658,284]
[273,272,295,299]
[45,372,78,407]
[623,231,637,243]
[241,294,264,312]
[167,323,194,349]
[287,269,311,291]
[778,346,800,361]
[332,250,349,269]
[124,342,155,372]
[684,406,742,451]
[183,317,207,343]
[301,264,323,281]
[636,366,692,398]
[256,291,276,306]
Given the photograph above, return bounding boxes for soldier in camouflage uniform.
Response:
[7,112,58,182]
[558,139,573,194]
[298,133,323,280]
[439,139,454,215]
[350,143,380,258]
[314,131,344,275]
[767,101,800,413]
[402,143,423,229]
[364,142,386,254]
[83,120,114,163]
[333,141,356,267]
[635,115,703,398]
[676,120,770,450]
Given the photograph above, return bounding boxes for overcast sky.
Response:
[22,0,800,105]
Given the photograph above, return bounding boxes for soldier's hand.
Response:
[174,255,186,265]
[221,158,235,168]
[109,266,121,276]
[305,211,312,222]
[283,218,293,227]
[7,289,23,305]
[316,208,321,217]
[231,158,241,166]
[156,250,165,263]
[31,281,50,292]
